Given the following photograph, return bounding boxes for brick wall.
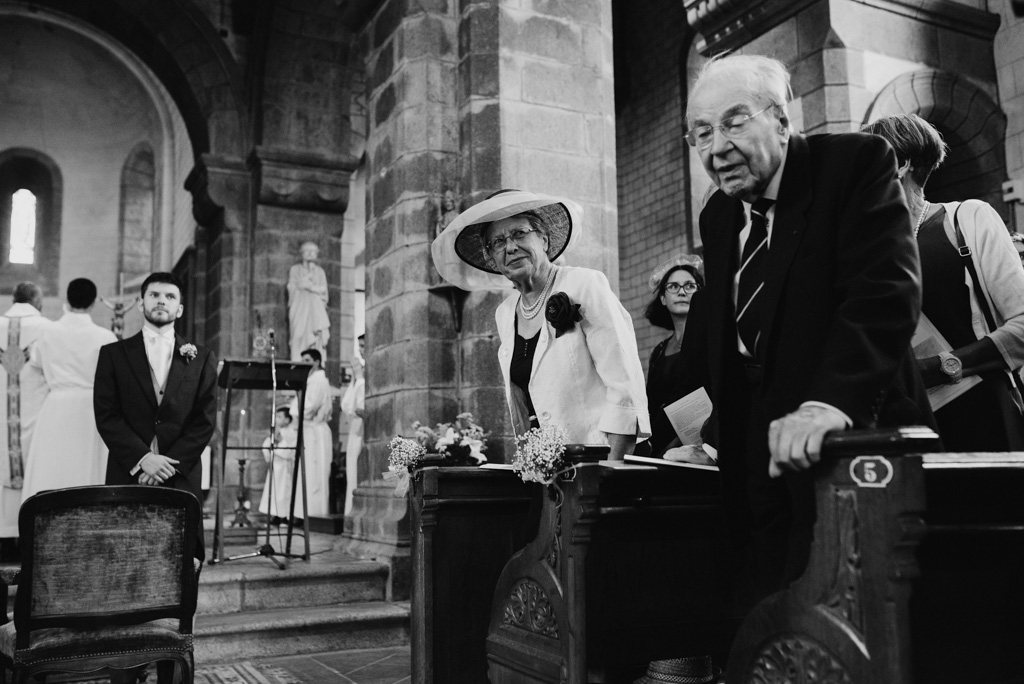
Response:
[614,0,696,369]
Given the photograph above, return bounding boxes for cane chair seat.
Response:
[0,486,200,683]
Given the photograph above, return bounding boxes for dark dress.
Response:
[918,207,1024,451]
[646,338,690,458]
[510,318,541,431]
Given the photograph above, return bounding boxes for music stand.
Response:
[210,358,312,566]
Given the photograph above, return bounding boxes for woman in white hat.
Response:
[432,190,650,459]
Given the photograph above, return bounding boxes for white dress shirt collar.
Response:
[142,321,175,340]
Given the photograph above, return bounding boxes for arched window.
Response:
[0,149,62,295]
[9,189,37,264]
[118,143,156,285]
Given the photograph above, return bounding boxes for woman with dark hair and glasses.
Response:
[642,254,712,459]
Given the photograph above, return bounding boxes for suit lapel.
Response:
[163,335,187,405]
[760,134,813,357]
[704,193,744,373]
[124,333,159,408]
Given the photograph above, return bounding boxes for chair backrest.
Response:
[15,486,200,648]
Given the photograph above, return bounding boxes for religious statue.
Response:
[287,241,330,361]
[435,189,460,240]
[100,295,139,340]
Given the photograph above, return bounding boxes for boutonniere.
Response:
[545,292,582,338]
[179,343,198,363]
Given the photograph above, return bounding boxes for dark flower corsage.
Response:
[179,343,198,363]
[545,292,582,338]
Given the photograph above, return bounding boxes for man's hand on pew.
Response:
[768,405,847,478]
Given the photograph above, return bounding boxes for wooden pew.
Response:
[410,465,533,683]
[485,451,742,683]
[725,428,1024,684]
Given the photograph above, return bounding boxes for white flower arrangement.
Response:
[411,412,488,465]
[384,436,427,497]
[385,413,489,496]
[511,425,570,485]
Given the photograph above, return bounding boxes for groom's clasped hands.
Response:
[137,453,180,486]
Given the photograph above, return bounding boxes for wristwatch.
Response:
[938,351,963,384]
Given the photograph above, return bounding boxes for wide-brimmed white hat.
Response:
[430,189,582,291]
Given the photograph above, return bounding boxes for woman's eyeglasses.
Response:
[486,228,536,253]
[664,282,699,295]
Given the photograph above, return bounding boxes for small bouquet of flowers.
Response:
[511,425,570,485]
[385,412,489,496]
[411,412,488,466]
[384,436,427,497]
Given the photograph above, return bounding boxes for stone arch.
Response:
[0,148,63,296]
[118,142,157,287]
[2,0,250,161]
[864,69,1007,212]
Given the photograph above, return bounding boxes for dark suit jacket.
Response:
[94,331,217,498]
[696,132,933,460]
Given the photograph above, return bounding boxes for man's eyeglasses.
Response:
[486,227,537,253]
[664,282,700,295]
[684,104,777,149]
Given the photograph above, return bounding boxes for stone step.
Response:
[193,601,411,664]
[199,551,390,615]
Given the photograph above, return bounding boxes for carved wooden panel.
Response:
[749,636,851,684]
[503,579,559,639]
[820,487,864,639]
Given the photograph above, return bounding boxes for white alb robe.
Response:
[22,311,117,502]
[0,303,52,536]
[258,424,298,519]
[291,368,333,517]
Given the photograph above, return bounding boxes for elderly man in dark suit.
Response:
[94,272,217,562]
[683,54,933,607]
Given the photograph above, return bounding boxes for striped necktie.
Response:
[736,198,774,357]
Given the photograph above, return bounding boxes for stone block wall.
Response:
[613,0,695,368]
[994,0,1024,232]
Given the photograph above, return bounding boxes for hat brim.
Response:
[632,663,721,684]
[431,191,582,291]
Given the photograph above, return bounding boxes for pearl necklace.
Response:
[913,201,929,239]
[519,267,558,320]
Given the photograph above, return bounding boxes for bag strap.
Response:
[952,203,998,332]
[953,203,1024,399]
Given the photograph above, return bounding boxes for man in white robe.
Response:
[340,335,364,515]
[259,406,299,523]
[291,348,333,518]
[22,278,117,502]
[287,241,330,361]
[0,282,52,557]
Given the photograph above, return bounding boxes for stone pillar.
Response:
[342,0,619,599]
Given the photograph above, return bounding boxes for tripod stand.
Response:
[210,343,313,567]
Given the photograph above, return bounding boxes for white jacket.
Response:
[938,200,1024,407]
[496,266,650,444]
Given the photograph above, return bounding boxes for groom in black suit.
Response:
[94,272,217,562]
[682,54,933,607]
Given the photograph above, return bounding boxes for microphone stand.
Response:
[221,329,289,569]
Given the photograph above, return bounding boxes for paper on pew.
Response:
[912,313,981,410]
[624,454,719,471]
[663,387,713,445]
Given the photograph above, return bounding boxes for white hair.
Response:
[687,54,793,128]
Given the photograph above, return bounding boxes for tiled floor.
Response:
[228,646,411,684]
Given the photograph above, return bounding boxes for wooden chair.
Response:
[0,485,200,684]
